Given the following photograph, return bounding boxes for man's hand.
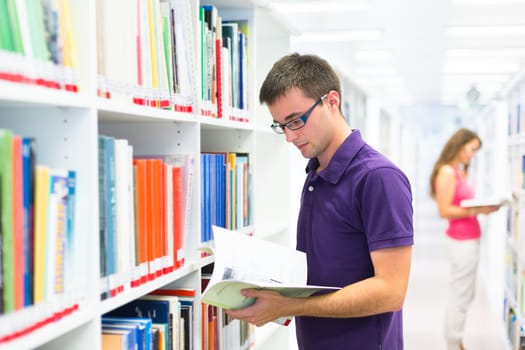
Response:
[225,288,292,327]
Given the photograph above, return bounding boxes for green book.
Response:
[0,129,14,312]
[0,0,14,51]
[6,0,23,53]
[161,8,174,97]
[30,0,51,62]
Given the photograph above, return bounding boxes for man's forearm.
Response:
[286,277,407,319]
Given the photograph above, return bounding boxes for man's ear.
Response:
[326,91,340,110]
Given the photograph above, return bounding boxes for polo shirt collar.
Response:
[305,129,366,184]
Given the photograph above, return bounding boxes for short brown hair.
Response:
[259,53,341,106]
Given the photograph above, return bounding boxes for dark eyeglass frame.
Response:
[270,94,328,134]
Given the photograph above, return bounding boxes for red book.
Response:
[151,287,196,297]
[151,159,164,277]
[171,166,183,268]
[132,159,148,282]
[215,35,222,118]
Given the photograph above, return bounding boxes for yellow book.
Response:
[227,153,236,229]
[33,166,50,303]
[58,0,76,69]
[147,0,159,106]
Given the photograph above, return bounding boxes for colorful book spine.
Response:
[0,129,14,312]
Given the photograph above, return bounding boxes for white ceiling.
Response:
[258,0,525,110]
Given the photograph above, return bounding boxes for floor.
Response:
[404,199,509,350]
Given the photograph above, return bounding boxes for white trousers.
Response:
[445,237,480,350]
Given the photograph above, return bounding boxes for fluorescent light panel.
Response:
[446,48,525,57]
[444,62,521,73]
[356,76,405,85]
[355,50,393,61]
[447,26,525,36]
[292,29,382,42]
[443,82,503,91]
[452,0,525,4]
[268,1,367,13]
[444,74,511,83]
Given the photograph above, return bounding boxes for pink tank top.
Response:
[446,167,481,240]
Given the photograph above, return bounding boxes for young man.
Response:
[226,53,414,350]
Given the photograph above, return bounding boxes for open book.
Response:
[200,226,340,326]
[460,196,512,208]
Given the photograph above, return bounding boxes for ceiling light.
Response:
[444,62,521,73]
[447,26,525,36]
[292,29,383,43]
[356,76,405,85]
[451,0,525,4]
[443,82,503,92]
[268,1,367,13]
[355,66,398,75]
[446,48,525,57]
[355,50,393,62]
[444,74,511,83]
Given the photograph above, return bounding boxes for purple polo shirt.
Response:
[295,130,413,350]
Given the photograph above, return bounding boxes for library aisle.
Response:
[404,198,508,350]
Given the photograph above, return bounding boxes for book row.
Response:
[102,284,253,350]
[97,0,196,112]
[200,152,251,244]
[199,5,249,121]
[1,0,252,122]
[0,128,78,325]
[0,0,78,92]
[98,135,194,300]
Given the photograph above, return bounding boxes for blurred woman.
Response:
[430,128,500,350]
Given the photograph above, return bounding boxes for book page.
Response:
[201,226,340,316]
[211,225,307,287]
[460,196,511,208]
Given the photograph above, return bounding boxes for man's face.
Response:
[268,88,330,160]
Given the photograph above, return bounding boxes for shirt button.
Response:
[308,186,314,192]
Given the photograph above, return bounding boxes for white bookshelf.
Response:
[0,1,291,350]
[503,73,525,349]
[466,101,509,349]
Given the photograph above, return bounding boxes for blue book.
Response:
[98,135,109,299]
[106,299,171,344]
[21,137,35,306]
[102,323,139,350]
[238,31,246,110]
[102,316,152,350]
[103,136,117,277]
[66,170,76,292]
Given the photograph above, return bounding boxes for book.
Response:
[46,169,69,298]
[0,129,14,312]
[460,196,512,208]
[107,298,171,335]
[21,137,35,306]
[102,327,136,350]
[200,226,340,325]
[12,135,24,310]
[142,294,181,350]
[33,165,50,304]
[151,288,195,350]
[102,316,152,350]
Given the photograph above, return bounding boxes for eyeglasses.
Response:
[270,94,328,135]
